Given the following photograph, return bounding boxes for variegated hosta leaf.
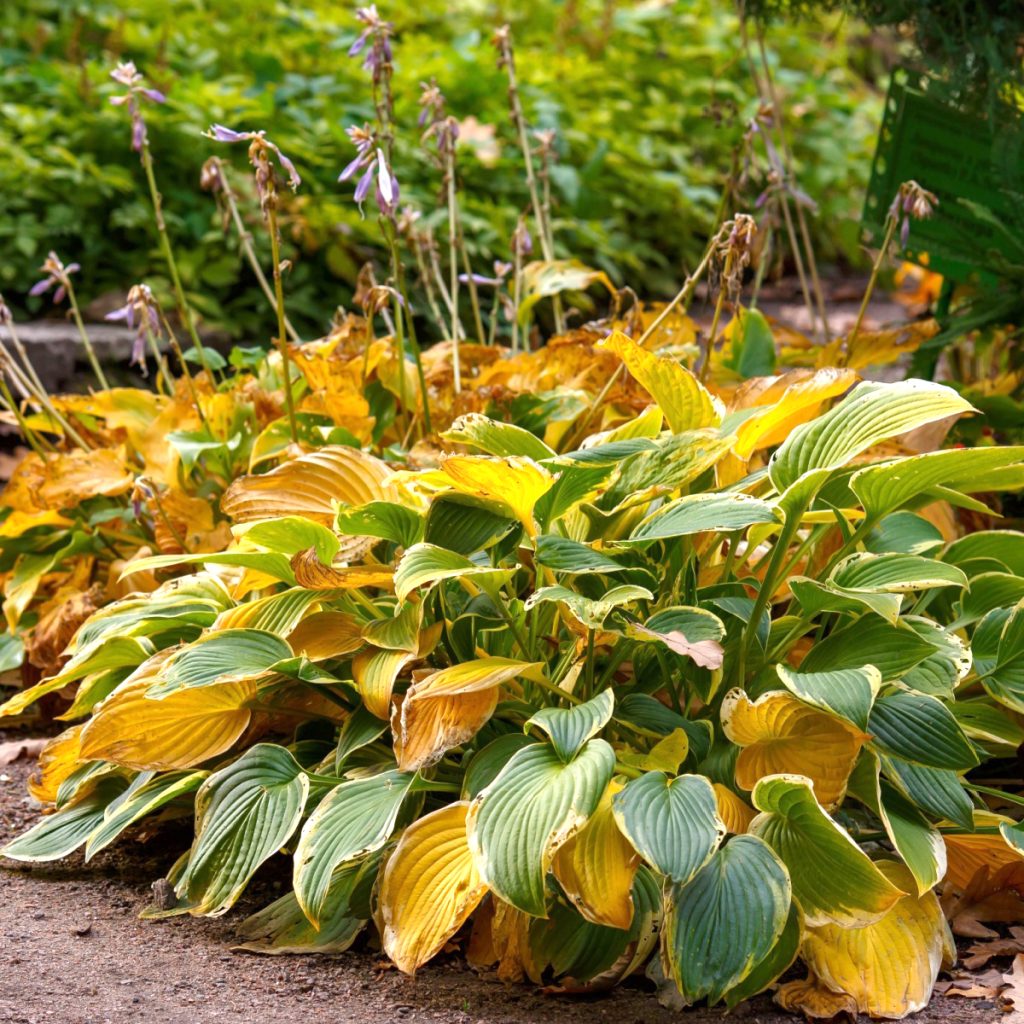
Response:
[177,744,309,916]
[775,664,881,732]
[768,379,975,493]
[290,548,395,591]
[551,779,639,929]
[442,413,556,461]
[1,776,129,862]
[829,552,968,594]
[380,802,488,973]
[978,599,1024,712]
[436,454,554,537]
[79,652,256,770]
[612,771,724,883]
[235,858,371,955]
[662,835,791,1007]
[526,689,614,763]
[287,610,364,661]
[294,769,415,925]
[393,542,516,602]
[721,690,869,807]
[867,689,979,770]
[624,492,778,544]
[394,657,544,771]
[524,584,652,631]
[749,774,905,927]
[596,330,721,434]
[145,628,292,699]
[467,738,615,917]
[792,861,954,1020]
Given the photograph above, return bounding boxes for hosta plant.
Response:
[4,336,1024,1019]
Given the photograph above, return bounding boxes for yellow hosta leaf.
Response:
[943,811,1024,890]
[393,657,540,771]
[290,547,395,591]
[3,449,134,512]
[721,690,868,807]
[438,455,553,537]
[774,975,859,1018]
[713,782,756,835]
[221,446,396,561]
[551,779,639,929]
[596,330,721,434]
[380,801,488,974]
[0,509,72,538]
[818,320,939,371]
[796,861,954,1019]
[353,622,442,720]
[732,368,858,459]
[146,488,229,555]
[27,724,84,804]
[79,653,255,770]
[287,611,364,660]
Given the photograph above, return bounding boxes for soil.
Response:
[0,732,1002,1024]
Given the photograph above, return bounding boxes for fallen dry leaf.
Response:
[1002,954,1024,1021]
[964,927,1024,969]
[942,863,1024,938]
[0,736,46,765]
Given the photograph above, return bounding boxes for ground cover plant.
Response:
[0,0,881,336]
[2,10,1024,1023]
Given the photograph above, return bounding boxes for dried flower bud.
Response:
[205,125,300,215]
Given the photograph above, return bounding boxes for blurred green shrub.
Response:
[0,0,881,338]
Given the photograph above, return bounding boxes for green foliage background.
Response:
[0,0,881,338]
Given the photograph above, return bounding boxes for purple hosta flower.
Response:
[374,149,400,217]
[459,261,512,288]
[109,61,165,157]
[105,284,161,371]
[512,218,532,258]
[418,80,445,127]
[29,252,80,305]
[349,5,393,83]
[338,124,375,185]
[888,180,938,247]
[205,125,300,214]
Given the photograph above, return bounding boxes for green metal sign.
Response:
[863,69,1024,282]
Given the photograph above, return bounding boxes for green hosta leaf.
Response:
[727,307,777,378]
[534,535,631,575]
[334,501,424,549]
[830,553,968,593]
[2,777,129,862]
[424,496,518,555]
[442,413,556,461]
[615,693,713,763]
[294,769,414,925]
[722,904,801,1008]
[979,600,1024,713]
[0,631,24,674]
[239,517,341,562]
[552,438,658,467]
[776,664,881,731]
[612,771,724,882]
[750,774,904,927]
[944,531,1024,577]
[798,616,935,679]
[362,600,424,652]
[177,744,308,916]
[955,697,1024,750]
[789,577,904,624]
[868,691,979,770]
[955,572,1024,626]
[461,734,538,799]
[86,770,205,860]
[335,705,389,771]
[394,543,515,602]
[880,755,974,831]
[527,689,614,763]
[769,380,974,493]
[123,550,296,585]
[236,858,373,955]
[624,493,778,544]
[851,446,1024,520]
[146,629,292,699]
[0,636,155,718]
[518,260,614,326]
[467,738,615,916]
[663,835,791,1007]
[866,512,944,556]
[849,753,946,896]
[524,584,652,630]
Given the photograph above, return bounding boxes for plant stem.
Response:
[844,214,897,366]
[215,158,301,344]
[265,204,299,445]
[701,249,734,382]
[63,278,108,389]
[457,222,486,344]
[144,324,175,393]
[446,155,463,393]
[140,141,214,378]
[157,311,213,434]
